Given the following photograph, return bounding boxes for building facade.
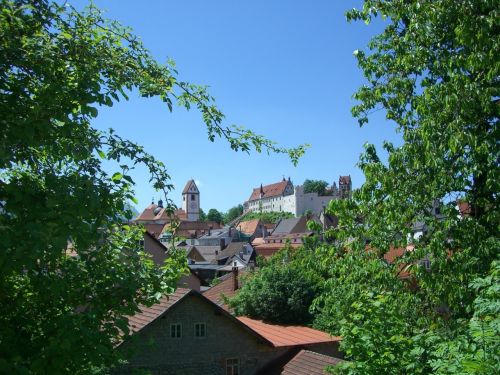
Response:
[245,176,352,217]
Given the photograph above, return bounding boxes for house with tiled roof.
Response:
[115,288,342,375]
[246,178,295,214]
[135,199,187,225]
[236,218,266,241]
[281,349,344,375]
[203,268,244,310]
[216,241,255,267]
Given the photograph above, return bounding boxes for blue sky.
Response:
[71,0,401,212]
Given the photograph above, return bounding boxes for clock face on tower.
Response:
[189,202,197,210]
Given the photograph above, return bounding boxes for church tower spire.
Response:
[182,179,200,221]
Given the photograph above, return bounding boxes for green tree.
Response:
[207,208,223,224]
[230,247,322,325]
[303,179,330,195]
[199,208,207,221]
[0,1,305,373]
[224,204,244,223]
[318,1,499,373]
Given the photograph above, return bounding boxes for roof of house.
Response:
[198,228,231,239]
[192,245,221,263]
[143,224,166,238]
[163,220,221,239]
[203,270,245,309]
[273,217,308,235]
[217,242,250,260]
[135,204,187,222]
[282,350,343,375]
[248,180,291,202]
[457,200,471,217]
[264,223,276,230]
[237,317,341,347]
[128,288,191,333]
[254,243,302,258]
[237,219,261,235]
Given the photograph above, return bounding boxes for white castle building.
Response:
[245,176,352,217]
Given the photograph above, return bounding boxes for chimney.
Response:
[229,227,232,238]
[208,226,212,236]
[157,199,163,208]
[232,262,239,291]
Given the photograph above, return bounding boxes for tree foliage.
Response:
[239,210,294,224]
[198,208,207,221]
[230,246,322,325]
[224,204,244,224]
[0,0,305,372]
[206,208,223,224]
[314,1,499,373]
[303,179,330,195]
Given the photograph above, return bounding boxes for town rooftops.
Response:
[237,317,341,348]
[282,350,343,375]
[124,288,340,350]
[143,223,165,238]
[248,179,291,202]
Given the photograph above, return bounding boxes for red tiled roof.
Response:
[282,350,343,374]
[127,288,191,333]
[143,224,165,238]
[237,219,261,235]
[203,270,245,310]
[248,180,290,202]
[237,317,340,347]
[457,200,471,217]
[254,243,302,258]
[135,204,187,222]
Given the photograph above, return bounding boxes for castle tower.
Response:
[182,179,200,221]
[339,175,352,199]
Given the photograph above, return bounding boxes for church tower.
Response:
[182,179,200,221]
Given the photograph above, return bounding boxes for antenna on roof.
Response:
[151,196,154,204]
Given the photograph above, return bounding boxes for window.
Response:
[191,194,195,201]
[194,322,206,338]
[226,358,239,375]
[170,323,182,338]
